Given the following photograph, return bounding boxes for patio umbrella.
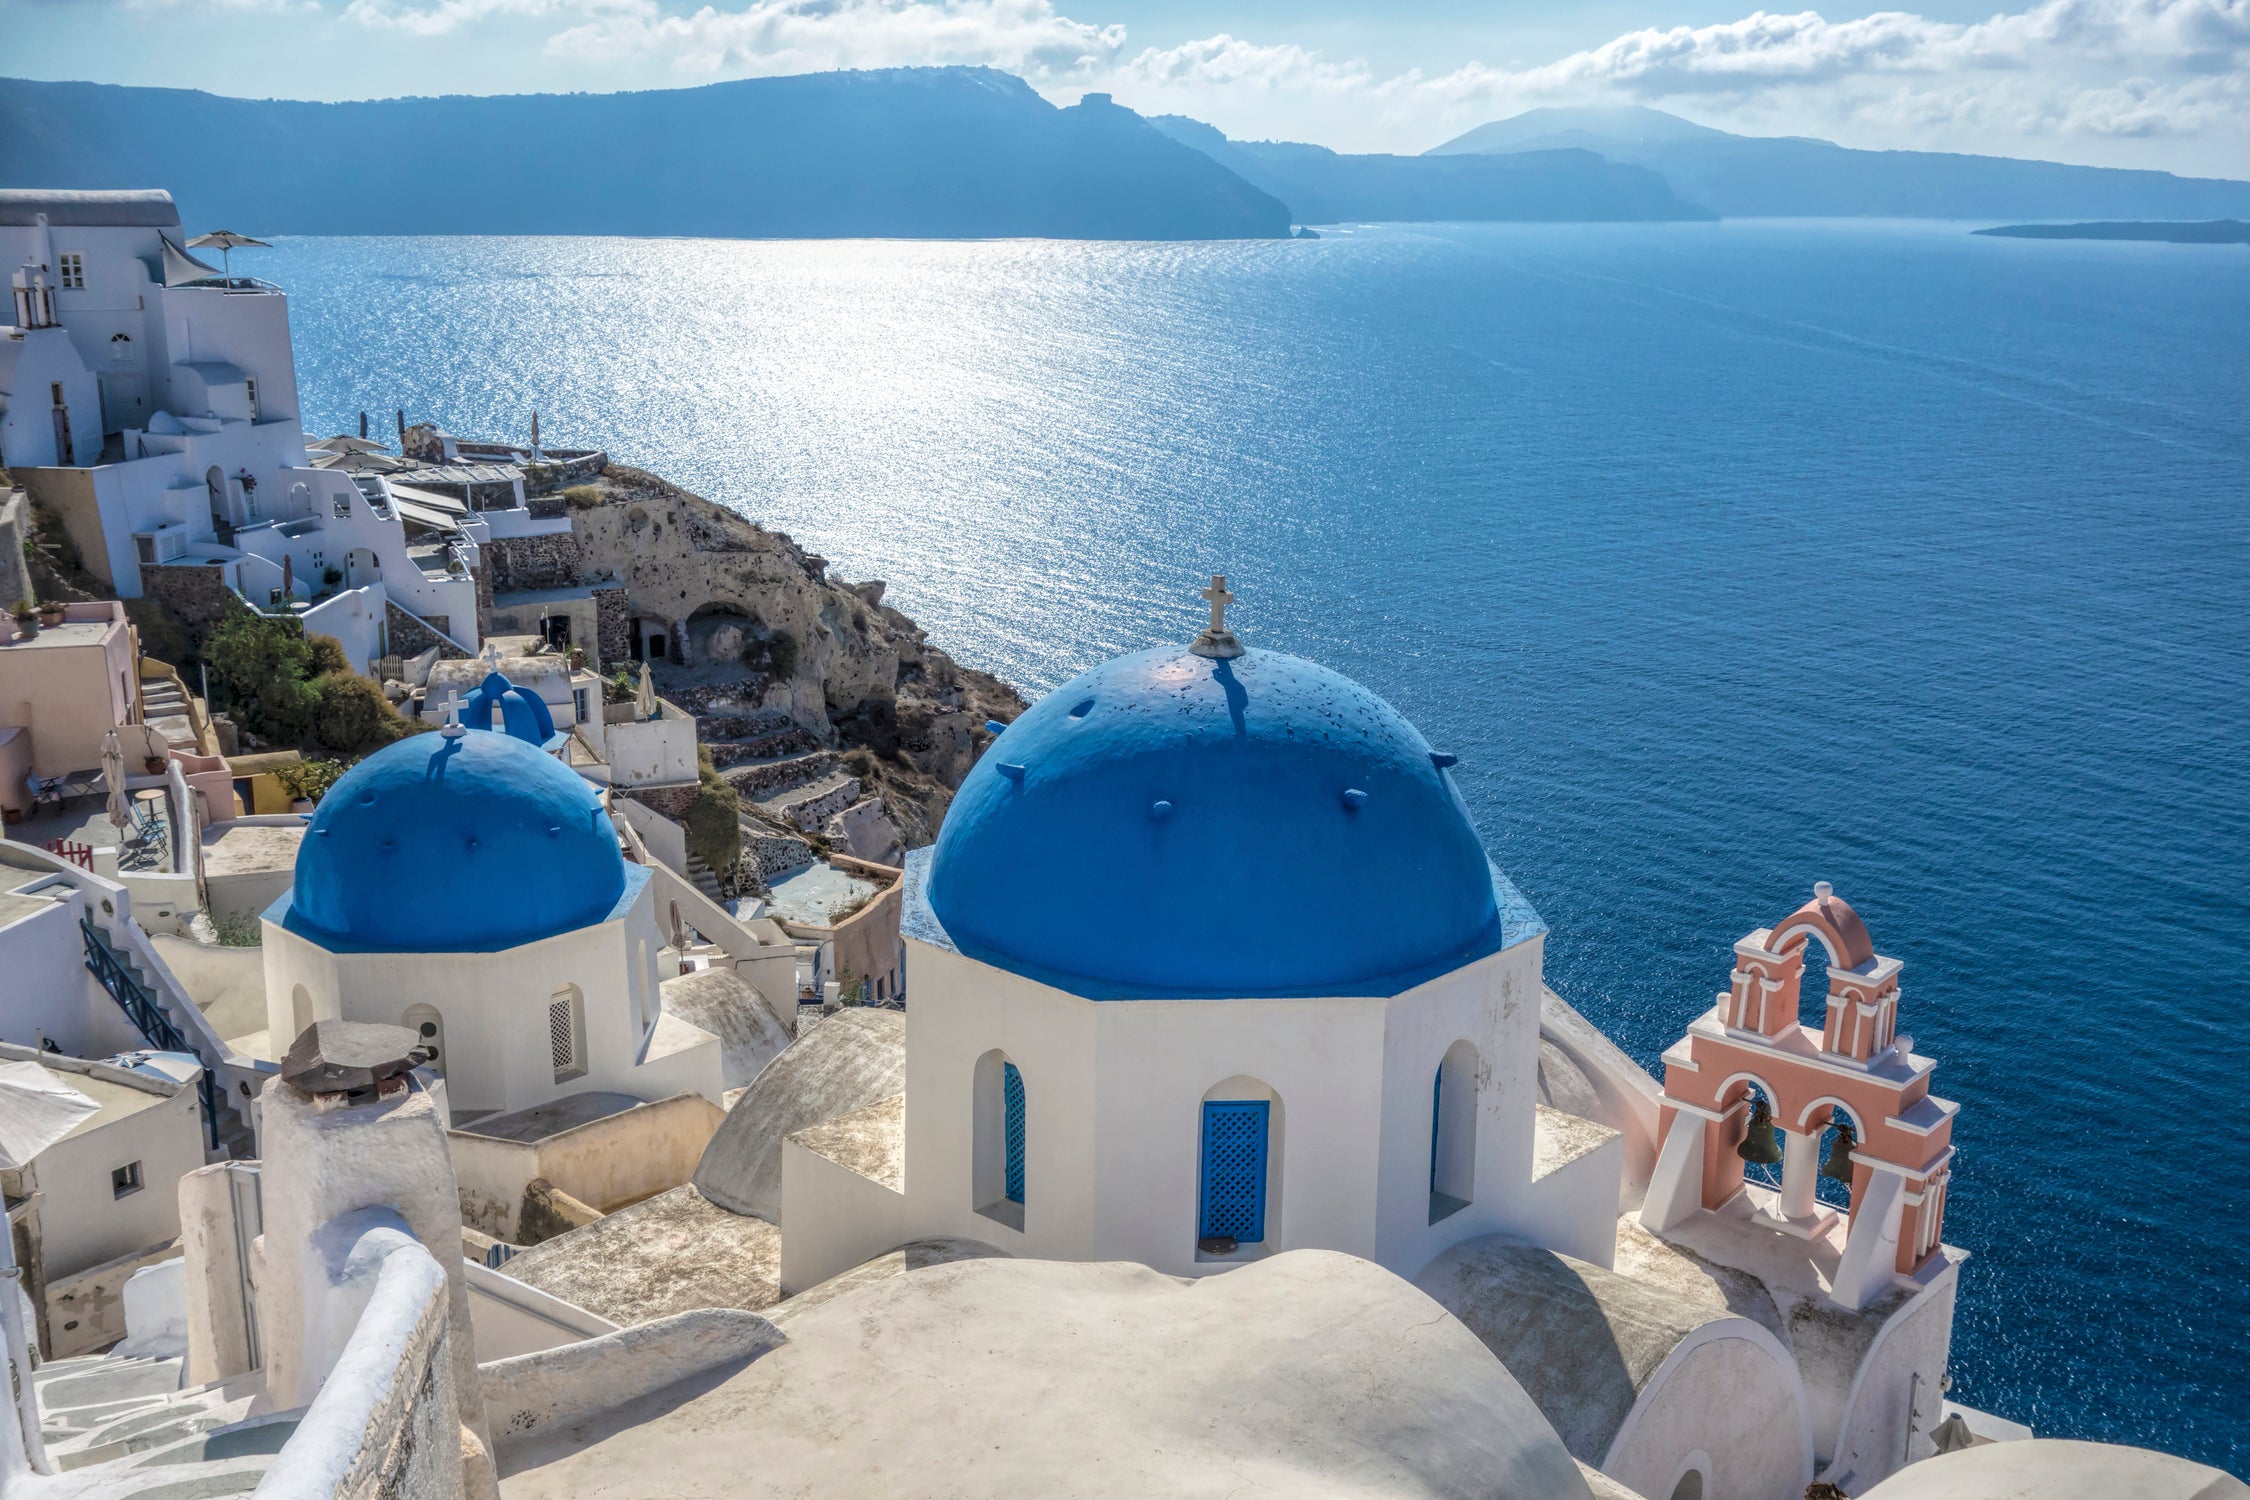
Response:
[0,1061,99,1171]
[635,661,658,721]
[185,229,270,281]
[101,729,130,834]
[308,435,386,456]
[282,553,294,598]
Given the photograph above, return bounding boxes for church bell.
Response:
[1736,1098,1784,1166]
[1821,1121,1859,1184]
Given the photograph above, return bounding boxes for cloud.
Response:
[336,0,2250,164]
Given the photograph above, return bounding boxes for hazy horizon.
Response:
[3,0,2246,179]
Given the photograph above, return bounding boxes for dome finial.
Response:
[1191,574,1244,660]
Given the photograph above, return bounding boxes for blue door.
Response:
[1003,1062,1026,1205]
[1199,1100,1269,1242]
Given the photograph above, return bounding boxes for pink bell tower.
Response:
[1642,883,1957,1310]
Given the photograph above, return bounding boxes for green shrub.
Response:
[310,673,406,755]
[562,485,604,510]
[305,632,350,677]
[682,759,742,873]
[273,757,345,803]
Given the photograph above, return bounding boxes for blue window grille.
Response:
[1003,1062,1026,1205]
[1199,1100,1269,1242]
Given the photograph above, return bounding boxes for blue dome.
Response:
[926,645,1503,996]
[288,728,625,951]
[461,670,557,747]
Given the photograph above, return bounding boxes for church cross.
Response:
[481,640,503,672]
[1201,575,1235,634]
[437,687,467,738]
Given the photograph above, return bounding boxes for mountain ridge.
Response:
[1430,106,2250,220]
[1148,114,1714,223]
[0,71,1292,240]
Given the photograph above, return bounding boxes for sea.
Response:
[269,220,2249,1473]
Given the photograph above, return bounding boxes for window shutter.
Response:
[1198,1100,1269,1242]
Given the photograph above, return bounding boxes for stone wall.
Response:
[748,833,816,882]
[723,750,840,799]
[0,489,34,610]
[594,586,631,671]
[486,532,586,593]
[520,451,608,498]
[387,600,471,660]
[138,561,235,633]
[621,782,699,821]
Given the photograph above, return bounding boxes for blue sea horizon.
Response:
[274,219,2249,1473]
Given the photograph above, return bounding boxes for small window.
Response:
[111,1161,143,1199]
[574,688,590,723]
[548,988,585,1081]
[246,378,259,421]
[58,253,84,290]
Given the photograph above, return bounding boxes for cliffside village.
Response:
[0,188,2237,1500]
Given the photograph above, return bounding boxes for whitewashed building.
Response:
[0,190,586,669]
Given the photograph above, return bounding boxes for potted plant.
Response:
[144,752,168,775]
[36,600,64,627]
[568,645,587,671]
[10,601,37,640]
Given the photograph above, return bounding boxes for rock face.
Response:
[561,464,1022,852]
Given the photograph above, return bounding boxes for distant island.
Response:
[1147,115,1713,224]
[1972,220,2250,243]
[0,71,1291,241]
[1430,106,2250,223]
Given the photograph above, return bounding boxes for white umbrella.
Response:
[101,728,130,834]
[0,1060,99,1171]
[635,661,658,721]
[185,229,270,282]
[308,435,387,456]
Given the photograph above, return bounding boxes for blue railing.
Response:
[81,915,219,1151]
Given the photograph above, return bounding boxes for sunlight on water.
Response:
[276,222,2250,1469]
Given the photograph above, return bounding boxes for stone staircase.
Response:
[685,852,727,904]
[32,1349,287,1489]
[750,770,862,834]
[136,675,199,754]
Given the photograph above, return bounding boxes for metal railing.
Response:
[81,914,219,1150]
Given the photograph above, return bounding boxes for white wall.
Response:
[785,927,1605,1293]
[1602,1326,1813,1500]
[27,1070,202,1281]
[0,883,143,1058]
[263,877,720,1119]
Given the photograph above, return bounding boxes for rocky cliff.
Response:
[555,463,1022,858]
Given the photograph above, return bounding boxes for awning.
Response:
[392,497,463,531]
[159,233,221,289]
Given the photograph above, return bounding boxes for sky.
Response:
[7,0,2248,176]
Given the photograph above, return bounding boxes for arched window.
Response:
[973,1050,1025,1230]
[1669,1470,1704,1500]
[1198,1078,1280,1254]
[1429,1039,1478,1223]
[289,984,313,1041]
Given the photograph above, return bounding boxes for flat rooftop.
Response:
[200,820,305,877]
[0,621,113,651]
[764,861,878,928]
[452,1091,642,1144]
